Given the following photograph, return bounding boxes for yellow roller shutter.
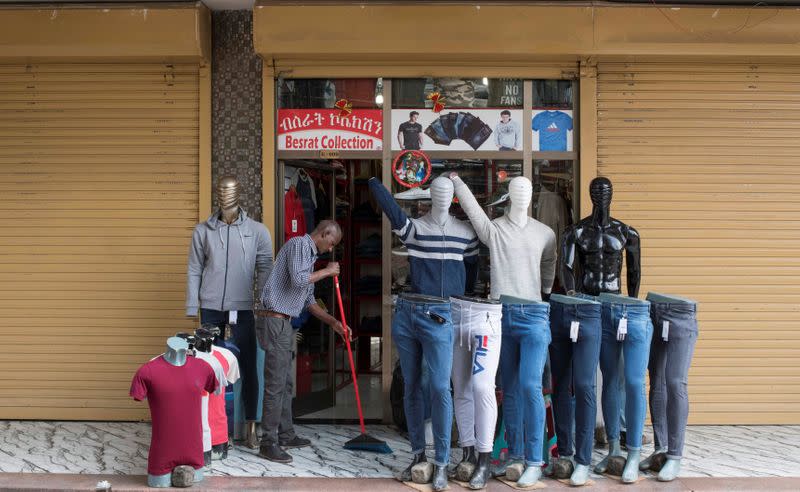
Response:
[597,60,800,425]
[0,63,200,420]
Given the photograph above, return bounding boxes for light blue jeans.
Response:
[498,296,551,466]
[392,296,454,466]
[598,293,653,451]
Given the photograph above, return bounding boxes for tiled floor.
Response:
[302,374,384,421]
[0,421,799,480]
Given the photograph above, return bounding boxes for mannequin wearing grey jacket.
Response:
[186,207,273,315]
[186,204,273,438]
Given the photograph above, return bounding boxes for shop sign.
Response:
[391,109,524,152]
[278,109,383,151]
[319,150,341,159]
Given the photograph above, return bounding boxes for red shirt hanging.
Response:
[285,186,307,241]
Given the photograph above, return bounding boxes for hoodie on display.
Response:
[186,208,273,316]
[494,119,520,150]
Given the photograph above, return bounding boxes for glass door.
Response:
[278,159,340,416]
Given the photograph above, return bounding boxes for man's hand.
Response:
[331,320,351,340]
[448,172,458,180]
[325,261,341,278]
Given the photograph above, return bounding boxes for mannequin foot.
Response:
[593,439,622,474]
[397,452,426,482]
[657,458,681,482]
[570,464,591,486]
[468,452,491,490]
[621,449,641,483]
[505,460,526,481]
[453,446,477,481]
[639,448,667,471]
[432,464,448,491]
[516,465,542,488]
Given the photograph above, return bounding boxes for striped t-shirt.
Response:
[370,178,479,298]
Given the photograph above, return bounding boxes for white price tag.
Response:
[617,318,628,341]
[662,320,670,341]
[570,321,580,343]
[229,310,238,325]
[291,219,298,233]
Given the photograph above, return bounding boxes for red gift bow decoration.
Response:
[427,92,446,113]
[334,99,353,117]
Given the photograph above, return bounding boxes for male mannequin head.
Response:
[429,177,454,226]
[589,177,613,209]
[216,176,242,224]
[589,177,613,226]
[507,176,532,225]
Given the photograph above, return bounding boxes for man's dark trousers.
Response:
[257,315,297,446]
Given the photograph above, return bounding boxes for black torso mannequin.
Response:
[561,177,641,297]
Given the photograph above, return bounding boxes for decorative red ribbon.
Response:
[334,99,353,117]
[427,92,446,113]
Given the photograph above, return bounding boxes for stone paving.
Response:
[1,421,799,480]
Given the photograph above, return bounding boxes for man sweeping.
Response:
[256,220,347,463]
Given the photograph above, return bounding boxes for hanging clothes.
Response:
[285,186,307,241]
[315,181,331,224]
[535,189,571,253]
[291,169,317,231]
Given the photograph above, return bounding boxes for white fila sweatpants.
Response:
[450,297,503,453]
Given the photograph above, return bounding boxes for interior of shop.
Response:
[277,77,578,423]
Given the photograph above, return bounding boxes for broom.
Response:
[334,275,393,454]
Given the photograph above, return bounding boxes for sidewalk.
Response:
[0,421,798,489]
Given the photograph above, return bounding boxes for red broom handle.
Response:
[334,276,366,434]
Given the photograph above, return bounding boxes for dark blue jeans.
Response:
[647,293,699,459]
[200,309,260,421]
[499,296,551,466]
[548,294,602,466]
[392,296,454,466]
[598,293,653,451]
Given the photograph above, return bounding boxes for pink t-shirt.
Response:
[209,346,240,446]
[130,356,217,475]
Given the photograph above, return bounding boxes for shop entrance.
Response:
[278,159,385,422]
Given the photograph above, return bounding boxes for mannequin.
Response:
[186,175,273,448]
[561,177,646,483]
[643,292,698,482]
[130,337,217,488]
[449,294,502,490]
[547,293,602,486]
[163,337,188,367]
[201,325,241,461]
[561,177,641,297]
[179,331,227,467]
[369,176,478,492]
[451,174,557,489]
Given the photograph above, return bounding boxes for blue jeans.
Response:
[498,296,551,466]
[647,292,699,459]
[598,293,653,451]
[392,296,454,466]
[548,294,602,466]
